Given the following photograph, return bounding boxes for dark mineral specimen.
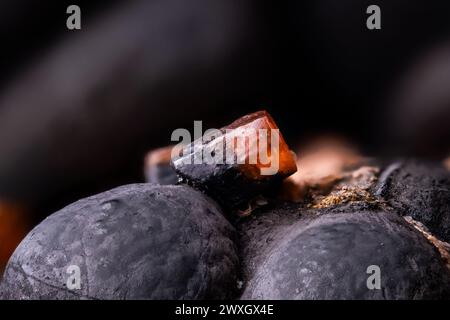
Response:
[242,211,450,299]
[375,160,450,242]
[0,184,239,299]
[172,110,297,210]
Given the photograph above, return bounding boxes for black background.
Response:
[0,0,449,218]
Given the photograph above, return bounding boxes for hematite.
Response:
[0,184,239,299]
[242,211,450,299]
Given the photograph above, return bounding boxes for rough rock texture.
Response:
[242,211,450,300]
[404,216,450,271]
[237,162,387,287]
[0,184,239,299]
[375,160,450,242]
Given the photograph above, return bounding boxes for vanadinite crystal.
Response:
[171,110,297,210]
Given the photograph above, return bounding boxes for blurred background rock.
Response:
[0,0,449,271]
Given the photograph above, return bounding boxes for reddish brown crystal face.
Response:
[145,146,174,167]
[171,110,297,210]
[223,110,297,179]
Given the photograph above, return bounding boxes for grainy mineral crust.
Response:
[375,160,450,242]
[0,184,239,299]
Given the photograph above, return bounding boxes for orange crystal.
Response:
[224,110,297,179]
[171,110,297,210]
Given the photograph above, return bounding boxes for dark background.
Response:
[0,0,449,221]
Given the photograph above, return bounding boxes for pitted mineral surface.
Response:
[375,160,450,242]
